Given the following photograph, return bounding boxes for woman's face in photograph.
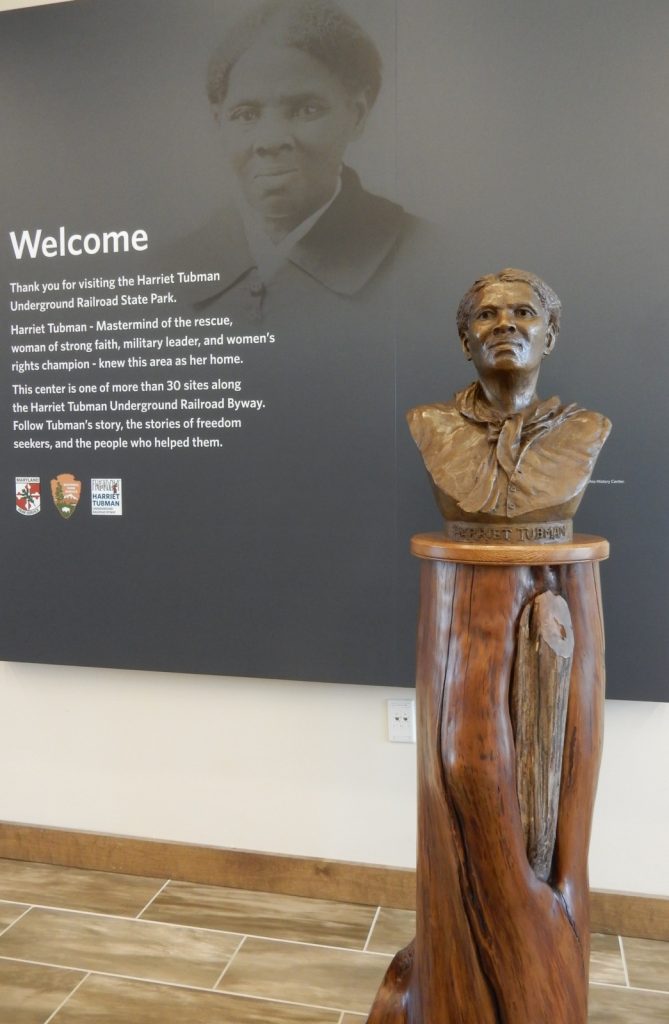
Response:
[217,40,368,231]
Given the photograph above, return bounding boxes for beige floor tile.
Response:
[622,936,669,993]
[0,901,29,934]
[0,958,83,1024]
[366,907,416,954]
[341,1016,367,1022]
[0,907,240,988]
[50,974,341,1023]
[142,880,376,949]
[0,859,165,916]
[588,982,669,1022]
[219,936,391,1013]
[589,933,626,986]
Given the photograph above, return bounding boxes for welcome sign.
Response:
[1,0,666,700]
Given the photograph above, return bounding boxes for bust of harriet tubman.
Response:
[407,269,611,540]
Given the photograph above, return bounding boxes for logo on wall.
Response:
[50,474,82,519]
[91,478,122,516]
[16,477,40,516]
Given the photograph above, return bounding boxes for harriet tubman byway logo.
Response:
[16,477,40,516]
[91,478,122,516]
[50,473,82,519]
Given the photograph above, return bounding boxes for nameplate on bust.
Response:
[444,520,573,545]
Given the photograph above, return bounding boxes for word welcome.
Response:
[9,227,149,259]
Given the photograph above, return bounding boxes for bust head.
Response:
[456,269,561,340]
[456,269,561,413]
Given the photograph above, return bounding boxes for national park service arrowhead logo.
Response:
[51,473,82,519]
[16,477,40,516]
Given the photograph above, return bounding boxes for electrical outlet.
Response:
[387,699,416,743]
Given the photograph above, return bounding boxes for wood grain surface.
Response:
[367,548,607,1023]
[511,590,574,881]
[410,532,609,564]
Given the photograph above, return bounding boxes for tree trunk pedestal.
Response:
[367,533,609,1024]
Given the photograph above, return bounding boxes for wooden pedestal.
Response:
[367,534,609,1024]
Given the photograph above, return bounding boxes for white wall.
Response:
[0,659,667,896]
[589,700,669,895]
[0,0,73,9]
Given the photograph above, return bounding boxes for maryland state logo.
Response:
[16,477,40,516]
[50,473,82,519]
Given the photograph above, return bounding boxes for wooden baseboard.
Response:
[0,821,415,910]
[0,822,666,941]
[589,889,669,943]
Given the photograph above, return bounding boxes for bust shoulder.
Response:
[406,400,483,462]
[407,401,462,439]
[558,408,612,449]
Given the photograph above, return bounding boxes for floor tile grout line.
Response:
[0,901,200,928]
[363,906,382,952]
[0,952,375,1014]
[0,901,393,956]
[0,954,235,991]
[211,934,246,989]
[589,980,669,995]
[0,901,240,935]
[0,904,32,938]
[215,983,371,1016]
[0,955,84,976]
[134,878,171,919]
[617,934,631,988]
[42,971,91,1024]
[200,928,392,958]
[0,901,245,939]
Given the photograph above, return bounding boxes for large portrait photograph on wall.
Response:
[1,0,667,700]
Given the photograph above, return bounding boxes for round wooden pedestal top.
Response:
[411,532,609,565]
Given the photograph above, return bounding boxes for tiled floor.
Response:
[0,859,667,1022]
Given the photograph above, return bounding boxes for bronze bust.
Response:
[407,269,611,543]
